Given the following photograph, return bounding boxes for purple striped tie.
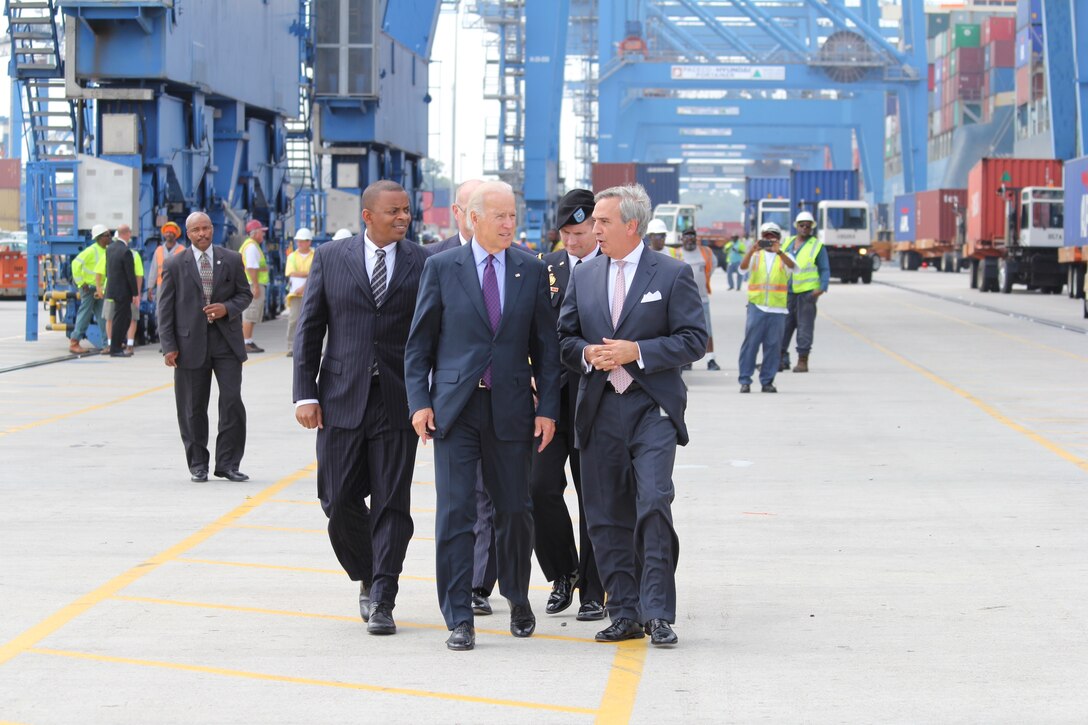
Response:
[481,254,501,388]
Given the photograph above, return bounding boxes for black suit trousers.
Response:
[529,386,603,603]
[433,389,533,629]
[173,324,246,472]
[316,377,417,606]
[109,298,131,354]
[579,386,680,624]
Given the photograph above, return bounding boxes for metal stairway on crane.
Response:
[475,0,525,190]
[285,0,324,236]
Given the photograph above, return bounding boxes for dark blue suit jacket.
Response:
[292,235,425,430]
[425,233,461,256]
[557,245,708,447]
[404,243,561,442]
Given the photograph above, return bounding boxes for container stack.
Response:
[928,15,986,138]
[980,15,1016,121]
[1014,0,1044,111]
[0,159,20,232]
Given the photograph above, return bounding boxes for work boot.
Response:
[793,355,809,373]
[778,356,790,372]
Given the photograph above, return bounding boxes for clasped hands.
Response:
[584,338,639,372]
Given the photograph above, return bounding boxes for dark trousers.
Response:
[530,388,603,603]
[316,378,417,606]
[173,325,246,472]
[109,297,131,354]
[580,386,679,624]
[781,290,819,361]
[433,389,533,629]
[471,466,497,595]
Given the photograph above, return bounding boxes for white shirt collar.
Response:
[194,244,214,262]
[567,246,600,268]
[458,232,471,246]
[363,232,397,256]
[613,241,644,269]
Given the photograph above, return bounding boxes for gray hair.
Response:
[185,211,211,228]
[594,184,653,237]
[466,180,515,232]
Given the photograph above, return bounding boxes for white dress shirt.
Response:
[364,233,398,283]
[567,246,600,269]
[470,239,505,311]
[192,244,215,276]
[583,242,645,372]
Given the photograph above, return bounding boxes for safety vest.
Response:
[154,243,186,286]
[786,235,823,293]
[70,242,106,287]
[239,236,269,285]
[747,251,789,309]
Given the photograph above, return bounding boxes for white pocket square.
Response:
[640,291,662,303]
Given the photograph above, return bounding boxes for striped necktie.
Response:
[372,248,387,306]
[199,252,213,306]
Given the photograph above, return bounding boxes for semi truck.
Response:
[893,189,968,272]
[1060,155,1088,317]
[743,177,790,237]
[966,158,1065,294]
[790,169,873,284]
[652,204,697,248]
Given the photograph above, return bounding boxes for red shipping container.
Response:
[966,158,1062,247]
[983,16,1015,44]
[928,63,935,91]
[942,103,952,131]
[986,39,1015,68]
[591,163,637,193]
[915,189,967,243]
[1032,71,1046,100]
[953,47,985,74]
[0,160,19,190]
[1015,64,1030,105]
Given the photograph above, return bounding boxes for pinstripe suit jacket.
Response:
[404,243,561,442]
[292,235,426,430]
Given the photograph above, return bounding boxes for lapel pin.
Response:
[515,272,521,278]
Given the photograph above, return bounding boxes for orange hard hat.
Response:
[161,221,182,236]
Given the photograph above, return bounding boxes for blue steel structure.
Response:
[1041,0,1084,160]
[507,0,930,236]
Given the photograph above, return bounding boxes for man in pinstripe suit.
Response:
[292,180,426,636]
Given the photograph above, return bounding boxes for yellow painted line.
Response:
[0,354,283,438]
[0,463,316,667]
[222,524,436,541]
[174,557,551,591]
[0,382,174,437]
[828,314,1088,474]
[109,595,598,644]
[896,298,1088,363]
[27,647,597,716]
[595,640,649,724]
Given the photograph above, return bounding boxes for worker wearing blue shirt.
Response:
[779,211,829,373]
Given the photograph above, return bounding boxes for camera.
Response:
[758,238,774,249]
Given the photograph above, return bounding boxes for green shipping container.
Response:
[952,24,981,49]
[927,12,950,40]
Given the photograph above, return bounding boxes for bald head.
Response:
[453,179,484,238]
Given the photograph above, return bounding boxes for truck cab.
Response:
[652,204,696,248]
[757,199,791,236]
[1017,187,1063,248]
[815,200,873,284]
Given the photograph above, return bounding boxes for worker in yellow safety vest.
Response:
[736,222,797,394]
[779,210,830,374]
[67,224,112,353]
[147,221,186,304]
[239,219,269,353]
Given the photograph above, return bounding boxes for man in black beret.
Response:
[530,188,606,622]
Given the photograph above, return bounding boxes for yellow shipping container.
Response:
[0,189,20,220]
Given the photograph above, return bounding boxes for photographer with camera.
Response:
[736,222,796,393]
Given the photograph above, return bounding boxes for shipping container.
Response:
[952,24,981,49]
[916,189,967,245]
[986,66,1016,94]
[966,158,1061,247]
[928,63,935,91]
[591,163,637,193]
[743,176,789,233]
[1032,70,1046,101]
[789,170,860,218]
[0,160,19,191]
[951,46,984,74]
[927,12,950,39]
[983,16,1016,44]
[1015,25,1042,68]
[1017,0,1041,28]
[893,193,916,243]
[0,189,20,221]
[1015,64,1031,105]
[1062,155,1088,247]
[985,39,1015,68]
[636,164,680,209]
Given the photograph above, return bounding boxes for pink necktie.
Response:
[609,260,633,393]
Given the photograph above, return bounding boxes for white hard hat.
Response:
[519,231,527,239]
[331,228,353,241]
[295,227,314,241]
[760,222,782,236]
[90,224,110,239]
[794,211,816,224]
[647,218,668,235]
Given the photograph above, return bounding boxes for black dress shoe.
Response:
[213,470,250,482]
[471,589,492,616]
[190,468,208,482]
[510,604,536,638]
[739,384,751,394]
[644,619,679,646]
[244,342,265,353]
[446,621,475,651]
[545,571,578,614]
[359,583,371,622]
[108,351,133,358]
[367,602,396,635]
[761,383,778,393]
[576,601,607,621]
[595,618,645,642]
